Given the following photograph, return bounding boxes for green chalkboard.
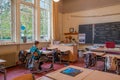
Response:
[94,22,120,44]
[79,24,93,44]
[78,22,120,44]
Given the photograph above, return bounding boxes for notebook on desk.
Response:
[60,67,83,77]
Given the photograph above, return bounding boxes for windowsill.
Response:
[0,42,33,46]
[19,42,34,45]
[0,41,50,46]
[0,42,18,46]
[39,41,49,42]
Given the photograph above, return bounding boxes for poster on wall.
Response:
[79,34,86,44]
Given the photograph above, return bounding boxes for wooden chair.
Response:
[12,73,35,80]
[59,50,70,65]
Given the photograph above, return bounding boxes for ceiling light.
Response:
[53,0,60,2]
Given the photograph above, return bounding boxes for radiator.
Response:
[0,52,16,67]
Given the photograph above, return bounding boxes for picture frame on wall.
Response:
[79,33,86,44]
[69,28,74,33]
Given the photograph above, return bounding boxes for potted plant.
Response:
[22,30,27,43]
[21,25,27,43]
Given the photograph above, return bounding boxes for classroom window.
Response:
[0,0,12,41]
[40,0,52,41]
[20,4,34,42]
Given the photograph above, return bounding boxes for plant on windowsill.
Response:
[22,30,27,43]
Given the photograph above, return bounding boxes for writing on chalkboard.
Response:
[94,22,120,44]
[79,22,120,44]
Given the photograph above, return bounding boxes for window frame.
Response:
[0,0,53,44]
[20,0,35,43]
[0,0,13,42]
[40,0,52,42]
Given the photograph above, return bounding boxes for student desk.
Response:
[103,54,120,74]
[103,54,120,59]
[83,70,120,80]
[25,50,54,63]
[25,50,54,71]
[83,51,105,57]
[37,65,120,80]
[47,47,70,64]
[45,65,94,80]
[48,44,78,62]
[36,76,54,80]
[91,47,120,53]
[26,50,53,55]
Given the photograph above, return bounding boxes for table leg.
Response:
[47,53,54,70]
[4,69,6,80]
[0,66,6,80]
[104,57,107,71]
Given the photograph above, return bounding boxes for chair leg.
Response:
[4,69,6,80]
[116,60,120,74]
[104,58,107,72]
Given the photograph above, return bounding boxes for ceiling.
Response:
[62,0,120,13]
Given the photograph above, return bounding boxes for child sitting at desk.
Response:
[29,41,43,70]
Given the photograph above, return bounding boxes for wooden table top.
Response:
[103,54,120,59]
[36,76,54,80]
[83,51,106,56]
[83,70,120,80]
[46,65,94,80]
[0,59,6,64]
[26,50,53,55]
[48,47,70,52]
[37,65,120,80]
[91,47,120,53]
[47,47,57,50]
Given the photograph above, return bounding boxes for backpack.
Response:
[53,50,60,62]
[18,50,27,63]
[116,60,120,74]
[84,53,97,68]
[105,56,117,71]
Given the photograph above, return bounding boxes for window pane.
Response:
[0,0,12,41]
[40,0,52,41]
[20,4,34,42]
[22,0,34,4]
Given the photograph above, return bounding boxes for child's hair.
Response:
[34,41,39,45]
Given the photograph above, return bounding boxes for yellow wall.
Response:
[0,42,49,62]
[53,1,63,41]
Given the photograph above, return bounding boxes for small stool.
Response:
[12,73,35,80]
